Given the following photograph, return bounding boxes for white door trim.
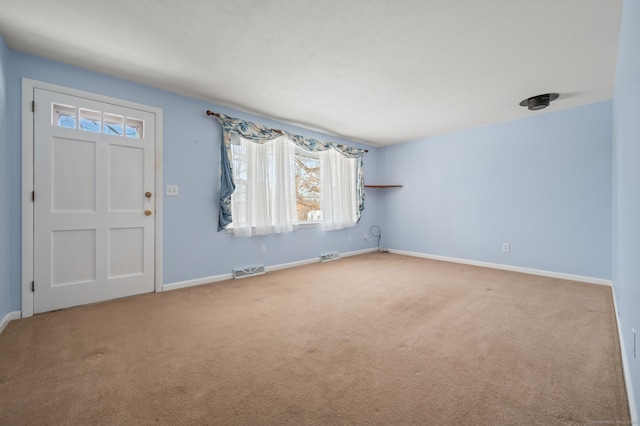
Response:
[21,78,163,318]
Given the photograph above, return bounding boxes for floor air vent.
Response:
[233,265,266,279]
[320,252,341,262]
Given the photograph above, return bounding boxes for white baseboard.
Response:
[265,258,319,273]
[611,284,638,423]
[164,247,378,291]
[340,247,379,257]
[0,311,21,335]
[163,273,234,291]
[389,249,612,286]
[266,247,377,272]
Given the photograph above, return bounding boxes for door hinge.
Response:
[31,191,35,202]
[31,281,35,292]
[31,100,35,112]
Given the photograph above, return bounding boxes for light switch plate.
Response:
[166,185,179,196]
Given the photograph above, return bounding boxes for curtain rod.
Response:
[206,110,368,153]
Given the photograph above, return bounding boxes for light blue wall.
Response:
[613,0,640,415]
[380,101,613,279]
[0,35,619,315]
[0,35,10,319]
[5,50,383,310]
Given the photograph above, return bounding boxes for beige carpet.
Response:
[0,253,629,425]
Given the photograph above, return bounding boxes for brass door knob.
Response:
[145,192,152,199]
[144,210,152,216]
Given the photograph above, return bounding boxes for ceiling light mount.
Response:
[519,93,559,111]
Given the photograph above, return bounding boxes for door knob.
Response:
[144,210,152,216]
[145,192,152,199]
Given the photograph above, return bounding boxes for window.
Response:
[52,103,143,138]
[225,134,360,236]
[215,113,365,236]
[228,138,325,230]
[228,135,297,236]
[294,149,321,223]
[104,113,125,135]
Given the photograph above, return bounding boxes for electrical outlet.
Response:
[364,234,369,241]
[347,236,351,242]
[391,242,396,248]
[260,245,266,254]
[502,243,510,252]
[166,184,179,196]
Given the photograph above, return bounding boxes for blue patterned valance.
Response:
[217,113,283,142]
[212,113,366,231]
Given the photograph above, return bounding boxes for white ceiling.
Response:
[0,0,622,146]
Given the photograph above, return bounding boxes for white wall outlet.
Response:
[347,236,352,243]
[166,184,179,196]
[502,243,510,252]
[260,244,266,254]
[391,242,396,248]
[364,234,369,241]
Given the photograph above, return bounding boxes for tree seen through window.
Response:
[295,153,321,222]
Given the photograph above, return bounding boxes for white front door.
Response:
[33,88,156,313]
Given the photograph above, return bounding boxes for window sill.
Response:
[225,221,321,233]
[296,221,321,229]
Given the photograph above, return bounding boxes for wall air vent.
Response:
[233,265,266,279]
[320,252,341,262]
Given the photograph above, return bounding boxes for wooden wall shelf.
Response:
[364,185,403,189]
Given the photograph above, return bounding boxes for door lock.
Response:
[144,210,152,216]
[145,192,152,200]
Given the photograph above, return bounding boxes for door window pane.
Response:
[79,108,101,133]
[125,117,143,139]
[53,104,77,129]
[103,113,124,136]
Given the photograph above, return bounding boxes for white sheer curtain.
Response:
[319,148,358,231]
[230,134,297,236]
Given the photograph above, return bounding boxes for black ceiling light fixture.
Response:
[519,93,559,111]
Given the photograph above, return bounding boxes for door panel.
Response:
[109,144,145,212]
[52,229,96,286]
[33,88,156,313]
[52,137,97,212]
[108,227,145,278]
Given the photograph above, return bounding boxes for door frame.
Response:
[21,78,163,318]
